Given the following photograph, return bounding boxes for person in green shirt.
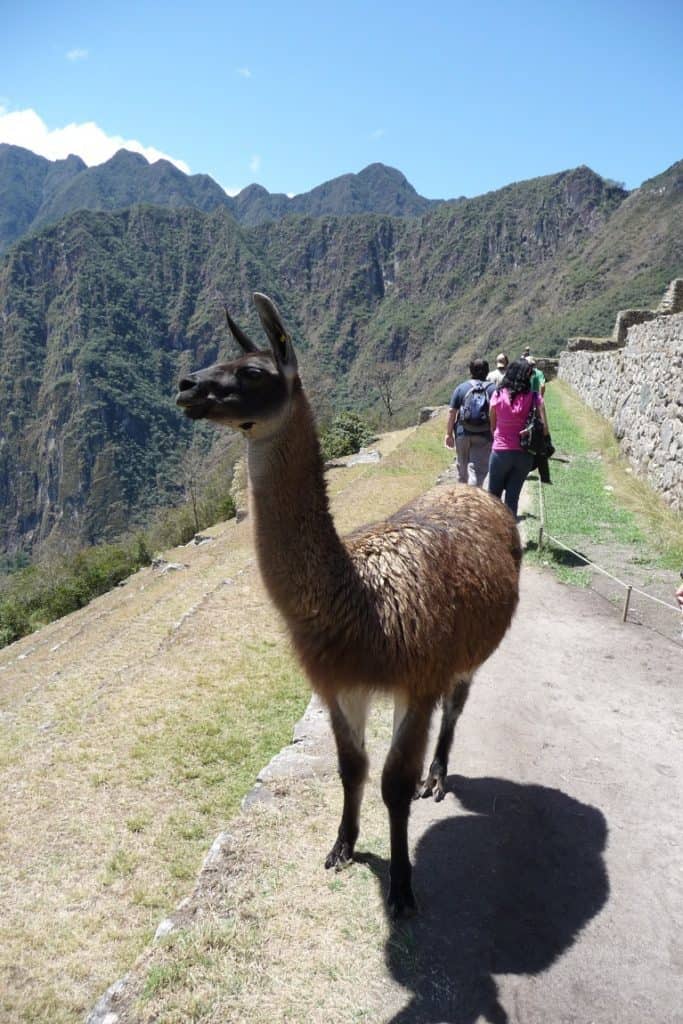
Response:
[527,357,546,396]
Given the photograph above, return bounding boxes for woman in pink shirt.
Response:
[487,359,549,519]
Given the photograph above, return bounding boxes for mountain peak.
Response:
[237,183,270,199]
[108,149,149,167]
[358,162,412,183]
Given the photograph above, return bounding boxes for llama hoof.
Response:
[414,776,434,799]
[325,839,354,871]
[388,884,417,919]
[415,775,446,801]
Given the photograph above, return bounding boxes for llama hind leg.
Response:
[417,676,472,802]
[325,689,370,871]
[382,695,433,916]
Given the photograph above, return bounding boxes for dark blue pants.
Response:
[488,449,534,517]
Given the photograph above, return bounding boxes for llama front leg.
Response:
[325,690,370,870]
[382,695,433,916]
[417,676,472,801]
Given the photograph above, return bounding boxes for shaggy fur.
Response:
[248,390,520,701]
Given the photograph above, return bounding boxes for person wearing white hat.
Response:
[487,352,509,387]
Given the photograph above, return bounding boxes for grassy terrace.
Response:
[0,415,451,1024]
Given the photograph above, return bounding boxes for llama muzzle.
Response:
[176,378,211,419]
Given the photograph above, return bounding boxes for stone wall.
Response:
[657,278,683,315]
[558,298,683,512]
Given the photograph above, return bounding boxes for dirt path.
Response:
[521,470,683,650]
[93,542,683,1023]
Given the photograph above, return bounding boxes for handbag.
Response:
[519,394,545,454]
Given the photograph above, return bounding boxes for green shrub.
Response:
[0,536,154,645]
[320,411,374,460]
[0,595,31,647]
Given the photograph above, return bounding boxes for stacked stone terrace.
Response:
[657,278,683,315]
[559,280,683,512]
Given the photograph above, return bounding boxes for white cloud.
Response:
[236,67,252,78]
[371,128,385,139]
[249,154,261,173]
[66,48,88,61]
[0,107,190,172]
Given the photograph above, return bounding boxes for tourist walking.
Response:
[445,358,495,487]
[487,352,509,386]
[526,356,546,396]
[488,359,549,518]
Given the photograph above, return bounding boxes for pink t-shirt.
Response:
[490,389,543,451]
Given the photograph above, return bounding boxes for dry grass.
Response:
[120,710,411,1024]
[0,413,452,1023]
[0,524,304,1023]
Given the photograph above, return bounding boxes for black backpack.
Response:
[460,381,491,431]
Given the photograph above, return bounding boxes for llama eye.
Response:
[240,366,265,381]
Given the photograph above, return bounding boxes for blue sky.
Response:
[1,0,682,199]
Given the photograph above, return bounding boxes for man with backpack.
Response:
[444,358,496,487]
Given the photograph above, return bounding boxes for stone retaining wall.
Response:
[558,309,683,511]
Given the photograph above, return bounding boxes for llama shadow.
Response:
[356,775,609,1024]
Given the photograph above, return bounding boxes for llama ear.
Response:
[225,306,259,353]
[253,292,298,373]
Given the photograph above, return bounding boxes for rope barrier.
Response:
[536,478,681,618]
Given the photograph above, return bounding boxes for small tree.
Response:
[371,358,404,419]
[180,446,203,535]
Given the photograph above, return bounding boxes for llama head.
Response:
[176,293,299,439]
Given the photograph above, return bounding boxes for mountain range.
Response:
[0,144,435,255]
[0,145,681,556]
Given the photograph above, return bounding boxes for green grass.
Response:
[525,380,683,581]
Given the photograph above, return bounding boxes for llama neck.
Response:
[246,390,350,623]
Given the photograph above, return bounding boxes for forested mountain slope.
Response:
[0,160,680,555]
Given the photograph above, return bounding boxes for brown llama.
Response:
[176,293,521,916]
